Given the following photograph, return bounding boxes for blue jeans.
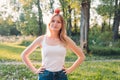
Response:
[38,69,68,80]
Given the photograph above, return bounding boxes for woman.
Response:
[21,8,85,80]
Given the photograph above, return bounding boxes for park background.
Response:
[0,0,120,80]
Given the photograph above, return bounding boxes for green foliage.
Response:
[90,46,120,56]
[96,0,114,17]
[96,31,113,46]
[112,40,120,48]
[96,4,114,17]
[20,40,32,47]
[10,27,21,35]
[0,64,37,79]
[89,24,120,56]
[89,24,114,47]
[59,0,81,36]
[0,61,120,80]
[89,25,101,45]
[0,25,20,36]
[19,13,25,22]
[18,12,46,36]
[15,0,45,36]
[0,17,21,36]
[0,26,10,36]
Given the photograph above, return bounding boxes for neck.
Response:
[46,31,59,39]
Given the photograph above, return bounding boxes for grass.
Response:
[0,43,24,62]
[0,42,120,80]
[0,61,120,80]
[0,43,41,62]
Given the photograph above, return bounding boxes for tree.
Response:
[80,0,90,53]
[0,1,21,36]
[112,0,120,41]
[59,0,81,37]
[59,0,72,36]
[37,0,44,35]
[17,0,44,36]
[96,0,120,41]
[96,0,114,29]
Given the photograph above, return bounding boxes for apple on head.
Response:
[54,8,60,14]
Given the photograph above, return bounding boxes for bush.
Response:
[20,40,32,47]
[90,46,120,55]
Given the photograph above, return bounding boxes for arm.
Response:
[65,37,85,74]
[21,36,42,73]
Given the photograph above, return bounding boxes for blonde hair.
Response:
[47,13,68,46]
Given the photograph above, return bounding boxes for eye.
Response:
[51,20,55,22]
[51,19,61,23]
[57,21,61,23]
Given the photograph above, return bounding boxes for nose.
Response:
[55,21,57,24]
[54,21,58,25]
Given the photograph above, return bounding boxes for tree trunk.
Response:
[80,0,90,53]
[67,5,72,36]
[37,0,43,35]
[74,10,77,33]
[112,0,120,41]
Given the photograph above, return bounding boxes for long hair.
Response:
[46,13,68,46]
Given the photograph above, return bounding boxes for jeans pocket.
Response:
[59,70,68,80]
[38,70,51,80]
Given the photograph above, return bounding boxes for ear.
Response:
[48,23,50,26]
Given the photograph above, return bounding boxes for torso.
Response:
[41,35,67,72]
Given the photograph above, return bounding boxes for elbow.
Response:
[82,54,86,61]
[21,53,24,61]
[82,52,86,61]
[79,54,86,61]
[81,51,86,61]
[21,52,27,61]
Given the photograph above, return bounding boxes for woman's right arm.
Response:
[21,36,42,73]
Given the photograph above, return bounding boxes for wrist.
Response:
[65,68,73,74]
[32,68,37,73]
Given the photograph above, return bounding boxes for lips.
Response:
[52,26,58,28]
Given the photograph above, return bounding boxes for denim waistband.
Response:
[38,69,68,80]
[44,69,64,73]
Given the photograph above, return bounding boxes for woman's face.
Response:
[49,15,62,32]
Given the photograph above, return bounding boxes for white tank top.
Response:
[41,35,67,72]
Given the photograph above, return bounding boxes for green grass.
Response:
[0,43,24,62]
[0,61,120,80]
[0,43,41,62]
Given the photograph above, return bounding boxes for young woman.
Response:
[21,8,85,80]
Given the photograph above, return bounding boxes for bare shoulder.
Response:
[36,35,44,42]
[32,35,45,46]
[65,36,76,47]
[65,36,81,53]
[65,36,76,44]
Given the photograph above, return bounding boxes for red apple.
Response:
[54,8,60,14]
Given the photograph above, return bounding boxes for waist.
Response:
[42,58,65,72]
[45,69,64,73]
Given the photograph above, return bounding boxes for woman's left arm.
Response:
[65,37,85,74]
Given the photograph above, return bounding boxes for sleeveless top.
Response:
[41,35,67,72]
